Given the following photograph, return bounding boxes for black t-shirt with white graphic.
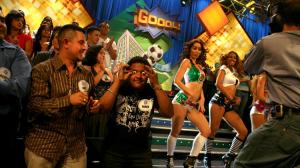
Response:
[105,83,158,154]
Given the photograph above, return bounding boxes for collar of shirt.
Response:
[0,39,17,49]
[51,55,84,73]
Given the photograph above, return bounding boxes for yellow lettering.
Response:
[148,15,157,26]
[157,18,165,27]
[134,9,181,32]
[138,9,148,25]
[165,20,172,30]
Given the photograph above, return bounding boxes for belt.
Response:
[271,103,300,115]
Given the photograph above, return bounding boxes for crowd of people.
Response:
[0,0,299,167]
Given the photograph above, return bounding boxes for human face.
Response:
[227,52,237,67]
[0,9,6,39]
[52,32,59,51]
[189,42,202,60]
[41,25,51,38]
[96,48,105,64]
[128,63,148,90]
[100,23,109,36]
[89,30,100,45]
[11,17,23,30]
[67,31,87,62]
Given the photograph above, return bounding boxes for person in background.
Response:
[234,1,300,167]
[5,9,33,59]
[249,73,268,131]
[166,39,211,168]
[97,21,117,70]
[32,16,53,38]
[24,24,100,168]
[204,51,248,168]
[0,6,31,167]
[99,56,173,168]
[82,45,113,163]
[31,26,61,66]
[32,23,52,59]
[86,26,100,48]
[234,60,251,118]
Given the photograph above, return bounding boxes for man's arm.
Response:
[106,39,117,60]
[153,85,173,118]
[28,64,74,117]
[0,48,31,98]
[97,64,130,113]
[145,65,173,118]
[244,40,265,75]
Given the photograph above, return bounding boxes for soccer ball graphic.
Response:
[144,44,164,66]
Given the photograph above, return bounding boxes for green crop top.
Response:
[185,64,205,83]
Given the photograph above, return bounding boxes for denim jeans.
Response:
[24,148,87,168]
[234,111,300,168]
[234,90,250,117]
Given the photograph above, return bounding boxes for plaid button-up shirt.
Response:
[25,56,94,161]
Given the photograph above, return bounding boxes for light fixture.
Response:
[181,0,191,6]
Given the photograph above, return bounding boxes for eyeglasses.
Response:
[131,70,146,76]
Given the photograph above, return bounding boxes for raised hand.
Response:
[144,65,159,87]
[113,63,131,82]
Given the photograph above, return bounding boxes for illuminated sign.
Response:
[197,1,229,36]
[134,7,180,38]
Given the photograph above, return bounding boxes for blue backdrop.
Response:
[83,0,270,66]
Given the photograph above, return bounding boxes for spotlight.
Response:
[181,0,191,6]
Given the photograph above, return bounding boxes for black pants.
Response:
[103,150,152,168]
[0,110,18,167]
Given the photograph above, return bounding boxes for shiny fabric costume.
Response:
[172,64,205,109]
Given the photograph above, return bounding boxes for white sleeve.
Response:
[219,65,228,74]
[112,41,117,51]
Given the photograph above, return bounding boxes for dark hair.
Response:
[181,39,208,68]
[98,21,109,28]
[33,24,53,56]
[48,26,61,50]
[220,51,240,69]
[41,16,53,30]
[57,24,85,47]
[82,45,103,66]
[279,0,300,26]
[86,26,100,35]
[127,56,151,67]
[5,9,24,35]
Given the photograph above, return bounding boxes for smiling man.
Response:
[24,24,100,168]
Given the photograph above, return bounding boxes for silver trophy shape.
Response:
[78,80,89,93]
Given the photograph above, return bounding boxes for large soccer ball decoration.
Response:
[144,44,164,66]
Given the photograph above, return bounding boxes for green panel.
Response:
[152,137,231,149]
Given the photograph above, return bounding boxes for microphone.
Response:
[78,80,90,92]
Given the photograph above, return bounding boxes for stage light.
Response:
[197,1,229,36]
[181,0,191,6]
[246,1,255,8]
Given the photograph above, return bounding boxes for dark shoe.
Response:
[203,153,211,168]
[222,153,236,168]
[183,156,197,168]
[166,155,174,168]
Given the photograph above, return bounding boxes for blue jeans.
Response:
[234,90,249,117]
[103,150,152,168]
[234,111,300,168]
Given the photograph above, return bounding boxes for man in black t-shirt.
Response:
[98,56,173,168]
